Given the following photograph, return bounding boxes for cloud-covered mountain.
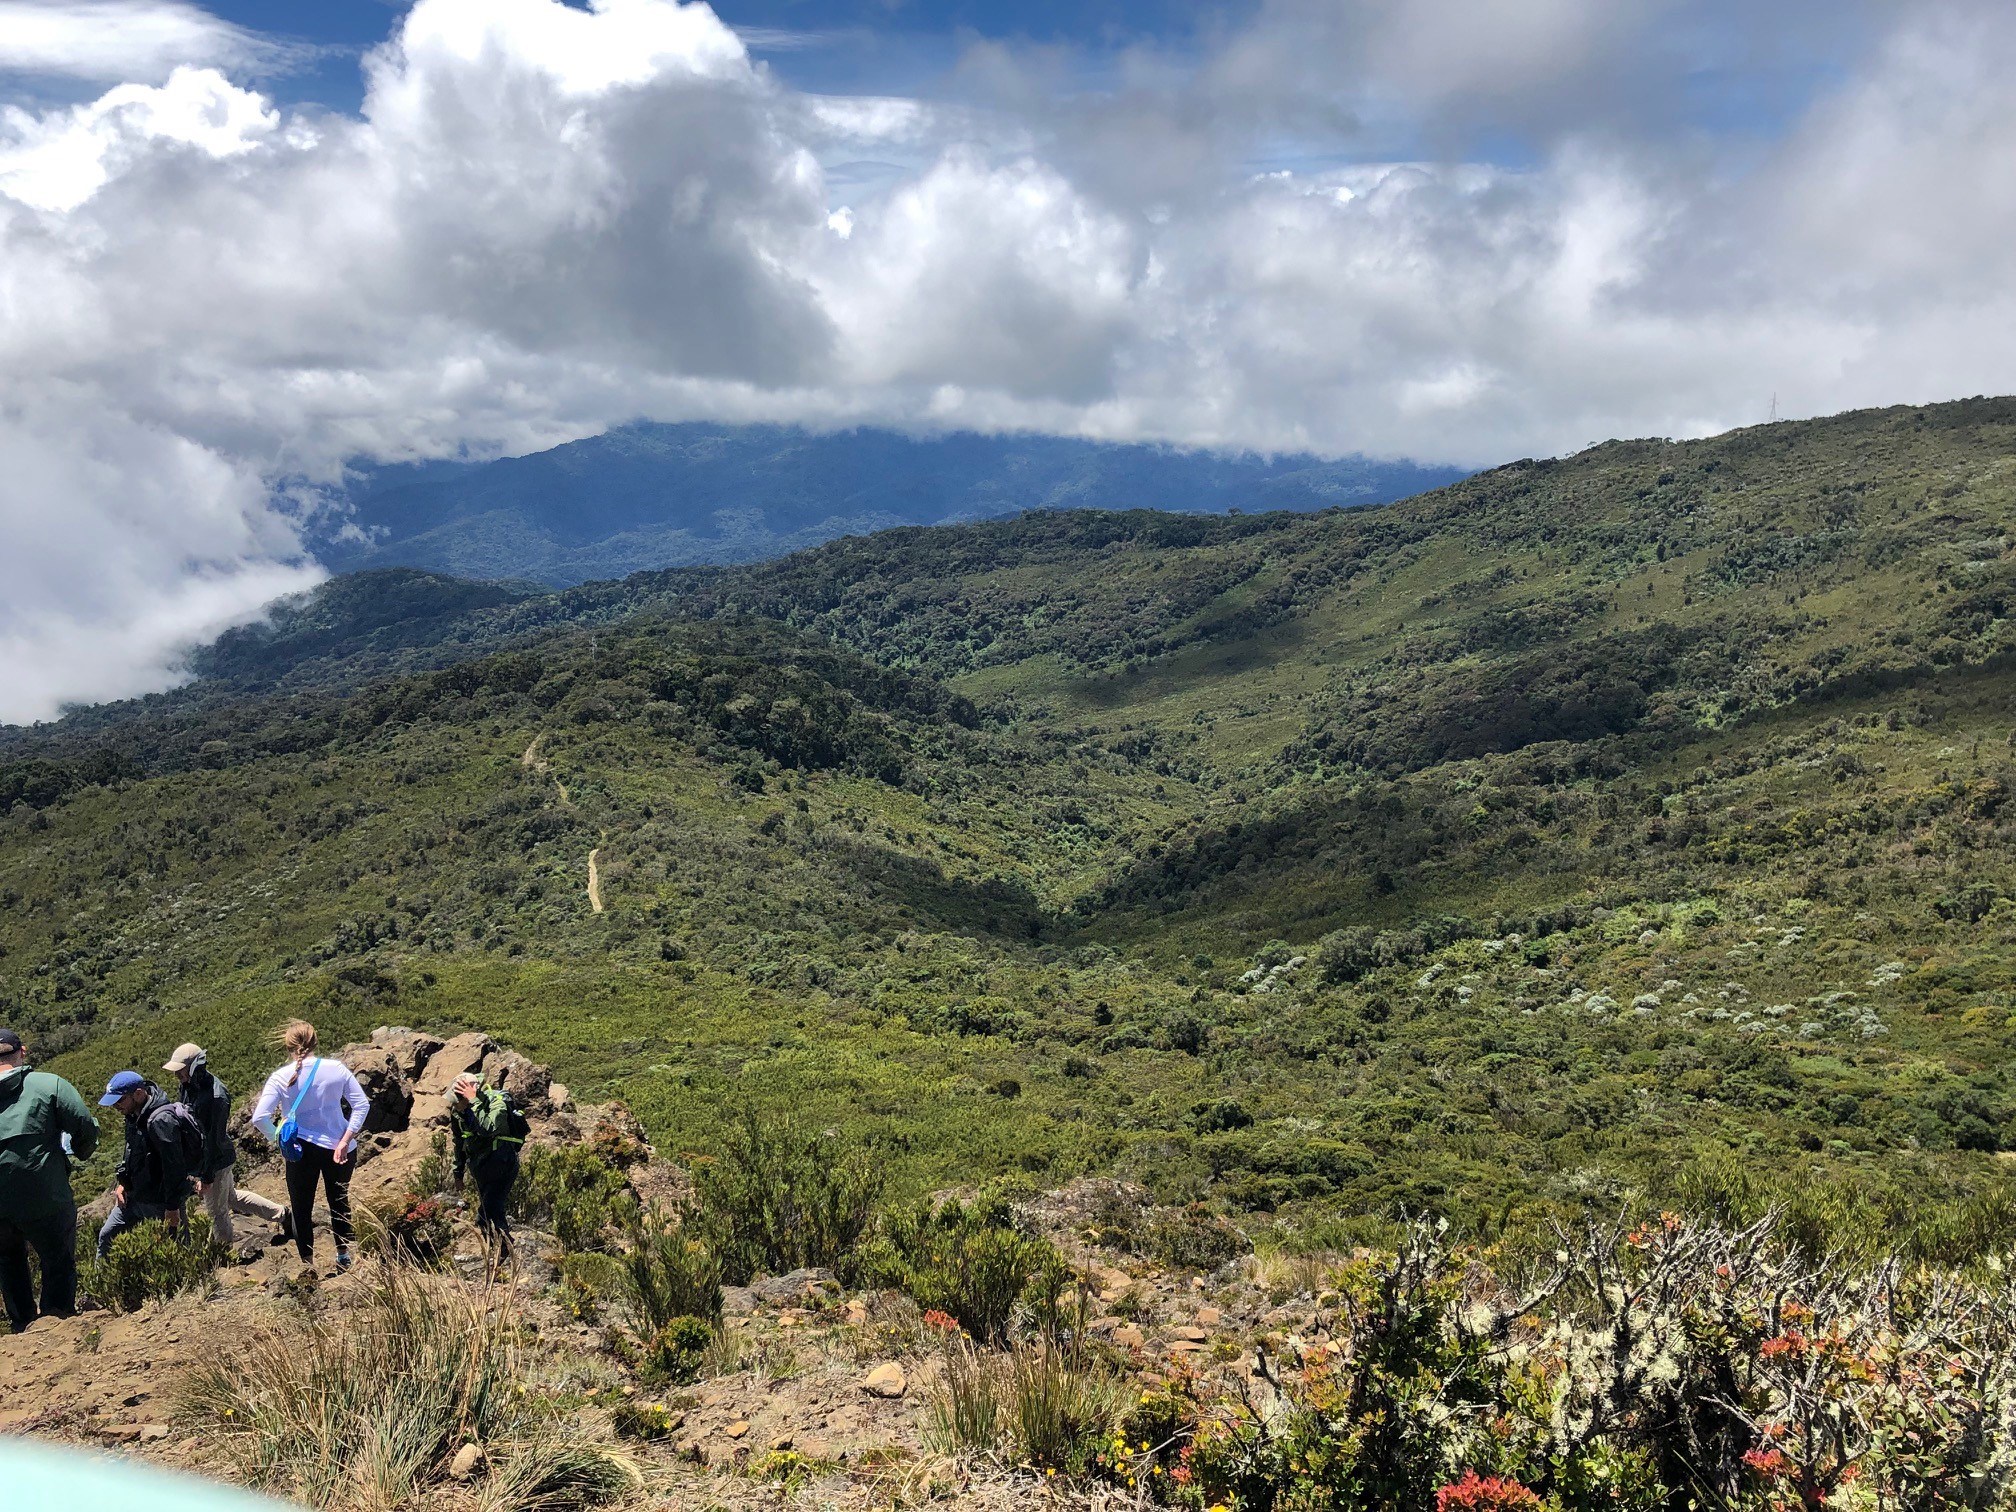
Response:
[322,423,1469,586]
[7,0,2016,718]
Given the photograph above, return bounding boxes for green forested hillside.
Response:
[9,395,2016,1254]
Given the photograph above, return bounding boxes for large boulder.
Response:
[414,1032,497,1096]
[410,1031,498,1126]
[488,1050,551,1109]
[371,1027,444,1083]
[336,1044,413,1134]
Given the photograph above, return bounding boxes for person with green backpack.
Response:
[449,1073,528,1256]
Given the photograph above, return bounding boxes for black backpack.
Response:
[153,1101,207,1174]
[498,1091,532,1142]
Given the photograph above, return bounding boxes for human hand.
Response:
[195,1178,210,1197]
[112,1182,126,1208]
[332,1136,355,1165]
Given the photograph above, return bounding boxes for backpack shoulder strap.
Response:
[286,1058,321,1119]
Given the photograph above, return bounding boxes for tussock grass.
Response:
[184,1263,639,1512]
[924,1334,1125,1471]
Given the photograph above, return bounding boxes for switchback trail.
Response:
[588,847,604,913]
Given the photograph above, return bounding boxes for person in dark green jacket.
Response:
[449,1073,525,1257]
[0,1028,101,1332]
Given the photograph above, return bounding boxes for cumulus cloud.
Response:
[3,0,2016,719]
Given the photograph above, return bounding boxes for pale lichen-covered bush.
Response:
[1162,1215,2016,1511]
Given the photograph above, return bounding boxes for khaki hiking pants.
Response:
[201,1167,287,1245]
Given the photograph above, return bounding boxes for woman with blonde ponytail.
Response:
[250,1020,370,1276]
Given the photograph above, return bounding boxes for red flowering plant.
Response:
[1435,1470,1543,1511]
[366,1191,454,1267]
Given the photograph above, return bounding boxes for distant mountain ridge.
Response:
[321,422,1470,585]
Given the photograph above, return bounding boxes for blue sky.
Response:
[189,0,1226,108]
[163,0,1866,164]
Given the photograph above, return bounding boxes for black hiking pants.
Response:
[285,1143,354,1264]
[0,1203,78,1332]
[471,1147,520,1255]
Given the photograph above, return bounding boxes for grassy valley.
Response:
[9,396,2016,1256]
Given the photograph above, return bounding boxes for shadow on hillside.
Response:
[817,835,1049,942]
[1064,617,1312,711]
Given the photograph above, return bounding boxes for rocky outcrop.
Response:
[335,1044,413,1134]
[414,1032,498,1096]
[370,1026,444,1083]
[324,1029,560,1137]
[488,1050,552,1109]
[410,1031,499,1127]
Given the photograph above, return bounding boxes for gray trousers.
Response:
[200,1167,287,1245]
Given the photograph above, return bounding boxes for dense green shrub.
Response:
[635,1315,714,1386]
[82,1214,217,1313]
[1143,1204,1250,1275]
[862,1194,1055,1346]
[620,1207,723,1331]
[611,1398,683,1442]
[1162,1214,2016,1512]
[682,1105,882,1285]
[514,1143,637,1253]
[360,1193,454,1269]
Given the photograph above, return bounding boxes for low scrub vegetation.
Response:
[1130,1214,2016,1511]
[80,1214,218,1313]
[682,1104,883,1285]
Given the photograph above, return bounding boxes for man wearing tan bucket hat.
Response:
[164,1042,288,1246]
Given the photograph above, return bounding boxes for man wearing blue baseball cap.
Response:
[0,1028,100,1330]
[96,1069,201,1259]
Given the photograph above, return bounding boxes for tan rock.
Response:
[1113,1326,1145,1348]
[548,1082,574,1113]
[138,1424,171,1443]
[1172,1325,1209,1343]
[449,1442,483,1479]
[1196,1307,1223,1327]
[861,1363,907,1398]
[725,1421,751,1439]
[413,1032,497,1099]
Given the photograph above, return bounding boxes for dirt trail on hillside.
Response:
[588,847,604,913]
[521,734,545,769]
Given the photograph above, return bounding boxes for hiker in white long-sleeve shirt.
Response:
[250,1020,370,1275]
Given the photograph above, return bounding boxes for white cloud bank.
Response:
[3,0,2016,720]
[0,0,292,83]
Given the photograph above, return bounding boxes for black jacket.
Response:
[176,1055,235,1181]
[116,1084,195,1208]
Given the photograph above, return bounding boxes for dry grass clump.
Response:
[183,1262,642,1512]
[923,1333,1126,1472]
